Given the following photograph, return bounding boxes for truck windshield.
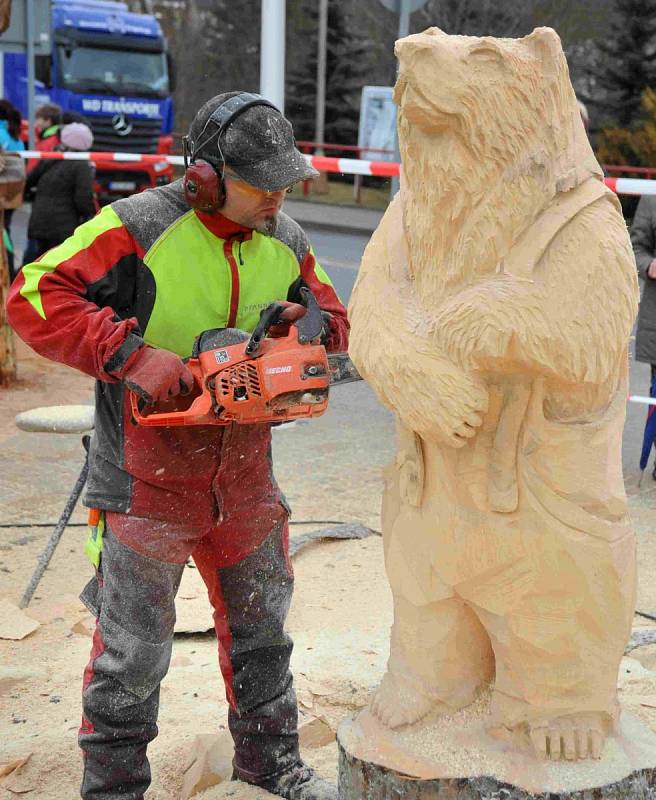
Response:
[58,45,169,98]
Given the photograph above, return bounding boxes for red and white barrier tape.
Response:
[605,177,656,196]
[17,150,401,176]
[303,155,399,178]
[17,151,656,195]
[20,149,183,166]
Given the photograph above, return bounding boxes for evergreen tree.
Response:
[286,1,371,147]
[587,0,656,127]
[596,87,656,166]
[416,0,535,38]
[142,0,259,134]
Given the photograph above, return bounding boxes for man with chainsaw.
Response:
[6,92,348,800]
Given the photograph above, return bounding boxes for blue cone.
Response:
[639,372,656,472]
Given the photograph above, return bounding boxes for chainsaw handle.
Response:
[246,288,324,356]
[246,302,287,356]
[295,287,325,345]
[129,387,219,426]
[129,360,210,426]
[130,391,150,423]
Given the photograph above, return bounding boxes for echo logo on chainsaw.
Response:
[214,350,230,364]
[265,366,293,375]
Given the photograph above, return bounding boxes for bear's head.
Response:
[393,28,601,296]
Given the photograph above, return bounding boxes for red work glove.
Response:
[122,346,194,404]
[268,301,307,338]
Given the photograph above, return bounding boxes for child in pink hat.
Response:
[23,122,96,261]
[60,122,93,151]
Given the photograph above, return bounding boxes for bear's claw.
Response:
[527,714,606,761]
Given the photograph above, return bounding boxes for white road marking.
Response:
[319,256,360,271]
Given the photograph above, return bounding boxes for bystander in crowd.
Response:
[29,104,90,167]
[23,122,96,262]
[631,195,656,478]
[33,103,62,157]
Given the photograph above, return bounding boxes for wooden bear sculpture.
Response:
[348,27,640,762]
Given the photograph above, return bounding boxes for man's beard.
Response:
[253,213,278,236]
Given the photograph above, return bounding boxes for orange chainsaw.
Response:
[130,288,360,427]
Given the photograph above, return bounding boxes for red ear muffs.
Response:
[183,159,224,213]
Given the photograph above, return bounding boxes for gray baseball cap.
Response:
[189,92,319,192]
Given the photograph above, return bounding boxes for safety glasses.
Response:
[224,171,295,196]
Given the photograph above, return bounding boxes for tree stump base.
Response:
[14,405,95,434]
[337,698,656,799]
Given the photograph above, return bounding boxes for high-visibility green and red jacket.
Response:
[27,124,60,172]
[7,181,349,534]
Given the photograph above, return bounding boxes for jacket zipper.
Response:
[223,238,241,328]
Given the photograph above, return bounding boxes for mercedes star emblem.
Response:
[112,113,133,137]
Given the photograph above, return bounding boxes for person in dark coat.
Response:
[24,122,96,260]
[630,194,656,476]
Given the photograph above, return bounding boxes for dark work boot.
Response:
[235,761,337,800]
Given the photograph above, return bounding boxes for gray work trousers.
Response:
[78,518,298,799]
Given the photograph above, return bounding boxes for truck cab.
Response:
[2,0,174,200]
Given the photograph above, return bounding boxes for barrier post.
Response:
[353,174,363,204]
[302,144,311,197]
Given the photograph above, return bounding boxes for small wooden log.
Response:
[0,207,16,386]
[0,154,26,386]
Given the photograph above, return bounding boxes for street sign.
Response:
[0,0,51,55]
[378,0,426,13]
[358,86,396,162]
[376,0,428,194]
[377,0,428,194]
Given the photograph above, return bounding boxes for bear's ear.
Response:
[468,37,506,65]
[423,26,447,38]
[523,27,564,67]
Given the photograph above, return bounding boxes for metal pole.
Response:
[390,0,411,197]
[25,0,36,149]
[260,0,286,114]
[19,437,90,608]
[315,0,328,156]
[398,0,411,38]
